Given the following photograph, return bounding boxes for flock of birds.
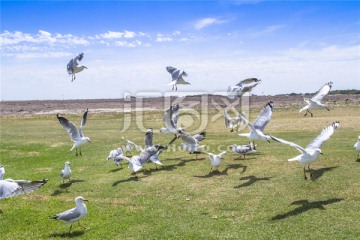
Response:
[1,53,359,235]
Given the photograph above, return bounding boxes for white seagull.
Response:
[299,82,333,117]
[239,101,274,144]
[227,78,262,100]
[0,165,48,200]
[224,109,246,132]
[67,53,87,82]
[60,162,72,183]
[270,121,340,180]
[126,144,165,173]
[160,104,179,134]
[57,109,91,156]
[177,128,206,155]
[354,136,360,160]
[205,151,227,173]
[230,142,256,159]
[166,66,190,91]
[52,196,89,234]
[107,148,128,166]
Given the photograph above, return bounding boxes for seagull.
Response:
[205,151,227,173]
[107,148,128,166]
[238,101,274,144]
[67,53,87,82]
[299,82,333,117]
[177,128,206,156]
[124,142,133,156]
[160,104,179,134]
[224,109,246,132]
[230,142,256,159]
[52,196,89,234]
[60,162,72,183]
[57,109,90,156]
[0,165,48,200]
[270,121,340,180]
[227,78,262,100]
[354,136,360,160]
[166,66,190,91]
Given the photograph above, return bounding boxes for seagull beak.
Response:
[83,199,89,202]
[320,152,324,155]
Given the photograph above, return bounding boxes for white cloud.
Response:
[97,31,124,39]
[3,51,73,59]
[124,30,136,38]
[194,18,226,30]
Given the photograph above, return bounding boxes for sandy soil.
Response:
[0,94,359,116]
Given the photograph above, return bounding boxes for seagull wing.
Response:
[163,107,177,133]
[193,132,206,142]
[166,66,180,81]
[122,137,143,152]
[305,121,340,151]
[224,109,232,128]
[67,59,74,74]
[239,114,257,133]
[0,179,47,200]
[0,166,4,180]
[179,131,197,146]
[236,78,261,87]
[53,207,81,222]
[253,101,274,132]
[311,82,333,102]
[176,75,191,85]
[57,114,80,142]
[79,109,88,137]
[218,151,227,158]
[270,135,307,154]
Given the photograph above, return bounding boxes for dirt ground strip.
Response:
[0,94,359,116]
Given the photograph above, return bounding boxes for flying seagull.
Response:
[299,82,333,117]
[177,128,206,157]
[0,165,48,200]
[238,101,274,144]
[205,151,227,173]
[52,196,89,234]
[166,66,190,91]
[57,109,91,156]
[107,148,128,166]
[67,53,87,82]
[224,109,246,132]
[270,121,340,180]
[60,162,72,183]
[160,104,179,135]
[227,78,262,99]
[354,136,360,160]
[230,142,256,160]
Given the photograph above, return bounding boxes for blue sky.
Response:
[1,1,359,100]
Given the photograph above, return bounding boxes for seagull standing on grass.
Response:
[230,142,256,159]
[57,109,90,156]
[271,121,340,180]
[205,151,227,173]
[52,196,89,234]
[227,78,262,99]
[60,162,72,183]
[166,66,190,91]
[299,82,333,117]
[67,53,87,82]
[354,136,360,160]
[238,101,274,144]
[177,128,206,158]
[0,165,48,200]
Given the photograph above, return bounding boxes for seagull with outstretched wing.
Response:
[224,109,246,132]
[67,53,87,82]
[271,121,340,180]
[227,78,262,99]
[160,104,179,134]
[239,101,274,144]
[57,109,90,156]
[166,66,190,91]
[300,82,333,117]
[0,165,48,200]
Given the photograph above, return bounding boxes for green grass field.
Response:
[1,105,360,239]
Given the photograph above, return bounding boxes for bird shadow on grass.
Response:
[108,166,124,173]
[234,175,272,188]
[233,152,263,161]
[0,209,3,214]
[356,158,360,163]
[271,198,344,220]
[51,180,85,196]
[49,230,85,238]
[309,166,338,181]
[193,164,247,178]
[112,176,143,186]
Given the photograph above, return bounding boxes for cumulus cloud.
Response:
[194,18,226,30]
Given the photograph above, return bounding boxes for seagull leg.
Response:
[69,224,73,234]
[80,148,82,156]
[75,148,78,156]
[78,221,89,231]
[175,85,177,91]
[309,165,315,180]
[303,166,308,180]
[172,85,174,91]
